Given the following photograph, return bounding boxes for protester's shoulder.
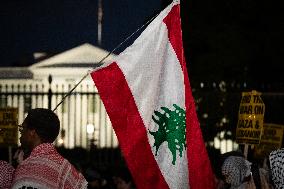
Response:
[0,160,14,172]
[269,148,284,167]
[0,160,14,189]
[15,154,57,174]
[60,157,84,177]
[270,148,284,156]
[61,158,88,189]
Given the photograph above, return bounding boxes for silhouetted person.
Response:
[11,108,87,189]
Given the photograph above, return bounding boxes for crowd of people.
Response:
[215,148,284,189]
[0,108,283,188]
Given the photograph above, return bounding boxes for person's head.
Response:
[269,148,284,188]
[113,167,134,189]
[221,156,252,187]
[85,168,104,189]
[19,108,60,152]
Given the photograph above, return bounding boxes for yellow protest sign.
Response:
[254,123,284,158]
[236,90,265,145]
[0,108,18,146]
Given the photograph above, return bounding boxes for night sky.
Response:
[184,0,284,84]
[0,0,162,66]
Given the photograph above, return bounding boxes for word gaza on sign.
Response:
[0,108,18,146]
[254,123,284,158]
[236,90,265,145]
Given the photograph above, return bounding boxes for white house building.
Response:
[0,43,118,149]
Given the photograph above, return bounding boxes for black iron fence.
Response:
[191,81,284,153]
[1,80,284,164]
[0,81,118,150]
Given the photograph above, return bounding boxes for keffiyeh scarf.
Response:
[11,143,87,189]
[0,160,15,189]
[221,156,252,189]
[269,148,284,189]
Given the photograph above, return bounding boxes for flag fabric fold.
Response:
[91,1,215,188]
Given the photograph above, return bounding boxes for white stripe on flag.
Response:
[115,3,188,189]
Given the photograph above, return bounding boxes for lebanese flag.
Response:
[91,1,215,188]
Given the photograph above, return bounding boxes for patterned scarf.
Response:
[269,148,284,189]
[0,160,15,189]
[221,156,252,189]
[11,143,87,189]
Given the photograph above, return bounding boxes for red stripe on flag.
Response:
[164,4,216,189]
[91,63,169,189]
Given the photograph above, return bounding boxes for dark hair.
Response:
[25,108,60,143]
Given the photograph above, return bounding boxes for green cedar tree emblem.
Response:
[149,104,186,165]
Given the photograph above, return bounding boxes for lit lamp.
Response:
[58,129,65,147]
[86,124,95,149]
[87,123,95,134]
[58,138,64,145]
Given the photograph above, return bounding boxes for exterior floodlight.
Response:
[58,138,64,144]
[87,124,95,134]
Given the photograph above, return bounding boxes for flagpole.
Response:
[98,0,103,46]
[53,12,159,111]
